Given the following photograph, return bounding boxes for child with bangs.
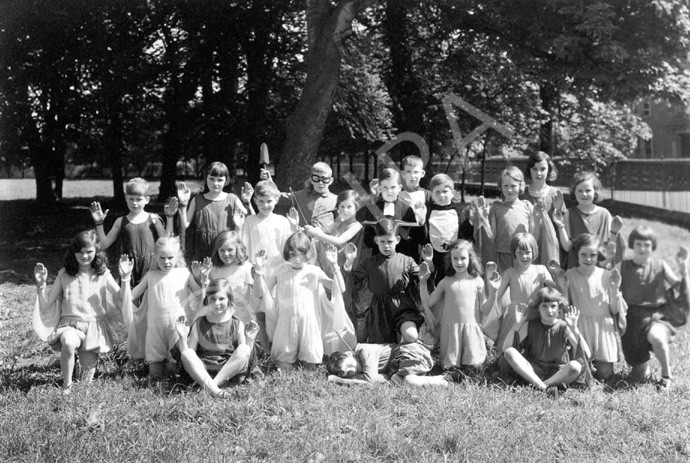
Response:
[490,233,556,359]
[475,166,541,274]
[34,230,123,394]
[90,178,170,286]
[173,161,254,262]
[420,239,498,371]
[253,232,343,371]
[551,171,625,270]
[502,287,589,395]
[617,226,688,389]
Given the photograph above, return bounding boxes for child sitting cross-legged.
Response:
[326,342,457,386]
[502,287,590,396]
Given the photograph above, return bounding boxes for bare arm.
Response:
[34,264,62,311]
[304,222,362,248]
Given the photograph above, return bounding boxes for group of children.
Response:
[33,153,689,397]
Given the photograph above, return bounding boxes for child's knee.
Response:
[503,347,519,362]
[566,361,581,376]
[400,322,419,343]
[60,332,82,352]
[234,344,252,364]
[647,325,670,348]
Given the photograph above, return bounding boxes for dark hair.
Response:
[445,239,482,277]
[211,231,248,267]
[64,230,108,276]
[283,232,315,262]
[203,278,234,306]
[510,233,539,261]
[326,351,353,377]
[202,162,231,193]
[570,171,603,203]
[428,174,454,195]
[571,233,601,256]
[525,151,558,182]
[378,168,402,185]
[628,225,657,250]
[336,190,361,211]
[527,287,566,320]
[374,217,398,237]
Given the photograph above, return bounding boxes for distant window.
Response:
[680,134,690,158]
[642,102,652,117]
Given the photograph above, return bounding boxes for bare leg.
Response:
[403,374,449,387]
[78,351,99,383]
[399,321,419,343]
[504,347,547,390]
[543,361,582,387]
[60,331,82,392]
[213,344,251,387]
[631,362,650,379]
[648,324,672,378]
[255,312,271,356]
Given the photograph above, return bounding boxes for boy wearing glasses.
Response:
[262,162,338,229]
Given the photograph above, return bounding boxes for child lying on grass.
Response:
[326,342,459,386]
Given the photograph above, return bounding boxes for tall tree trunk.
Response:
[539,82,557,155]
[106,110,126,204]
[276,0,376,190]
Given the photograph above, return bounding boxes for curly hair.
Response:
[325,351,353,377]
[64,230,108,276]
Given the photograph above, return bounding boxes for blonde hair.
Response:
[497,166,525,196]
[152,236,186,269]
[125,178,150,196]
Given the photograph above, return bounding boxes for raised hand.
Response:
[369,178,379,196]
[34,263,48,287]
[419,261,431,281]
[175,316,190,339]
[486,261,497,278]
[287,207,300,228]
[343,243,357,264]
[119,255,134,279]
[324,244,338,266]
[677,245,689,270]
[244,320,260,341]
[611,215,623,234]
[610,267,621,291]
[259,168,272,181]
[604,241,617,268]
[513,303,529,325]
[421,244,434,263]
[487,269,501,293]
[552,208,565,228]
[554,188,564,211]
[254,249,267,274]
[164,197,179,217]
[177,182,191,206]
[563,305,580,328]
[90,202,108,224]
[241,182,254,203]
[191,260,202,276]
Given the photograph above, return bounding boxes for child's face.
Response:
[574,179,595,206]
[450,247,470,275]
[632,239,653,262]
[339,352,362,378]
[206,174,227,193]
[255,194,278,216]
[530,160,549,183]
[379,179,401,202]
[577,244,599,270]
[287,250,307,269]
[515,247,533,270]
[432,184,453,206]
[218,242,238,266]
[125,194,149,214]
[402,163,424,189]
[156,245,178,272]
[337,199,357,221]
[375,233,400,256]
[310,171,333,195]
[501,175,521,201]
[207,292,233,316]
[75,245,96,269]
[538,301,560,326]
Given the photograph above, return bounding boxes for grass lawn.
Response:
[2,197,690,462]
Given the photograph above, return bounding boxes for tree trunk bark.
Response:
[276,0,376,190]
[539,83,557,155]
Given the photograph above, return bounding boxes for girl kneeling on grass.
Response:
[175,278,259,398]
[502,287,590,396]
[34,230,122,395]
